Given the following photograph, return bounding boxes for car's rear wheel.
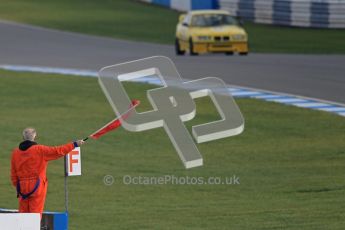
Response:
[189,38,198,56]
[225,52,234,56]
[175,38,185,55]
[239,52,248,56]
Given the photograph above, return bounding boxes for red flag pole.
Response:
[83,100,140,141]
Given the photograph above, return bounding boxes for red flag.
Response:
[89,100,140,139]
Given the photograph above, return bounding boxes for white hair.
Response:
[22,127,37,141]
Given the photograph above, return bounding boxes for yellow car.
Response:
[175,10,248,56]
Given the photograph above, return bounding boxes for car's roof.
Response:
[188,10,230,16]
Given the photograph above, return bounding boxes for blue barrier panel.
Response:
[191,0,218,10]
[54,212,68,230]
[42,211,69,230]
[238,0,255,20]
[273,0,291,25]
[153,0,171,7]
[310,2,329,27]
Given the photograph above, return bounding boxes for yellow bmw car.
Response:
[175,10,248,56]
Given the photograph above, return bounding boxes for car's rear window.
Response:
[191,14,238,27]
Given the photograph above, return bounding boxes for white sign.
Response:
[0,213,40,230]
[66,147,81,176]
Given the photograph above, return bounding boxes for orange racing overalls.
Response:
[11,140,75,216]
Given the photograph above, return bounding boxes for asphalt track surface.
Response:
[1,20,344,104]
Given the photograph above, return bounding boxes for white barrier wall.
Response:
[0,213,40,230]
[219,0,345,28]
[141,0,344,28]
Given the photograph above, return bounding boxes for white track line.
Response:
[1,64,344,117]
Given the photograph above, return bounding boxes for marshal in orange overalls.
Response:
[11,140,75,215]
